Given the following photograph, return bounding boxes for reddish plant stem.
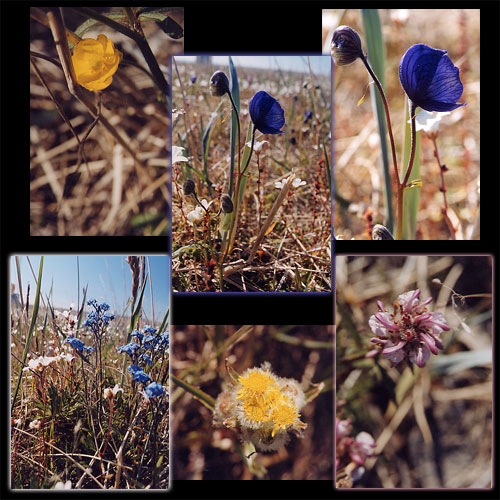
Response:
[430,134,456,240]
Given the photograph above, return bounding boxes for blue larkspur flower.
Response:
[145,382,165,398]
[249,91,285,134]
[399,44,466,112]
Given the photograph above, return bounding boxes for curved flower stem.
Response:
[360,53,400,186]
[396,100,417,240]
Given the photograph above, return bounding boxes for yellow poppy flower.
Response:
[71,34,122,91]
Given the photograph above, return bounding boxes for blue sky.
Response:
[173,55,332,76]
[9,255,169,318]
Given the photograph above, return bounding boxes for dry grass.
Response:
[171,59,332,291]
[29,8,184,235]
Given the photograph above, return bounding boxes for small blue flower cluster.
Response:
[84,299,115,335]
[65,335,95,354]
[117,325,168,398]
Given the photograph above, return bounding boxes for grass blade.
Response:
[171,374,216,410]
[401,96,421,239]
[228,56,240,196]
[11,256,43,412]
[361,9,394,232]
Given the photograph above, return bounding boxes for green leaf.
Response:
[228,56,240,196]
[202,101,223,190]
[171,374,216,410]
[401,96,421,240]
[74,12,129,39]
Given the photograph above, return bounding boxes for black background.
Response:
[2,0,499,499]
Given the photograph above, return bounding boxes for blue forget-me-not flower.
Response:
[145,382,165,398]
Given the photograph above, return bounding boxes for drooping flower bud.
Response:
[183,179,196,196]
[209,71,230,97]
[221,194,234,213]
[331,26,363,66]
[372,224,394,240]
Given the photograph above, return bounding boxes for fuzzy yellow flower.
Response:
[237,368,278,402]
[71,34,122,91]
[269,396,300,437]
[214,363,308,452]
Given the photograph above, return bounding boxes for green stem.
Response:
[226,126,256,256]
[397,100,417,240]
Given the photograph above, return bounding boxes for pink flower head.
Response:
[349,432,377,465]
[368,289,450,368]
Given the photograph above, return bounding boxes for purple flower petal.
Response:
[420,331,439,355]
[410,343,431,368]
[374,312,398,331]
[382,340,407,354]
[249,91,285,134]
[399,44,466,112]
[398,289,421,312]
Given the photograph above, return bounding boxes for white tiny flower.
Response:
[172,108,185,120]
[187,199,212,225]
[172,146,189,164]
[29,419,42,430]
[54,480,72,490]
[103,384,123,399]
[411,110,451,133]
[275,176,306,190]
[391,9,409,23]
[187,206,205,225]
[246,140,268,152]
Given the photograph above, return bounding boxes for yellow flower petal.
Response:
[71,34,122,92]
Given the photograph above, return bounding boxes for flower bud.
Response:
[221,194,234,213]
[209,71,230,97]
[331,26,363,66]
[183,179,196,196]
[372,224,394,240]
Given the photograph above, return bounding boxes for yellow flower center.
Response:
[270,397,300,437]
[237,369,277,401]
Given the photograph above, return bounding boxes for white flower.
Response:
[58,353,75,363]
[187,199,211,225]
[23,356,59,372]
[274,176,306,190]
[54,480,72,490]
[390,9,409,23]
[246,140,268,152]
[103,384,123,400]
[172,146,189,164]
[29,419,42,430]
[411,110,451,133]
[172,108,185,120]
